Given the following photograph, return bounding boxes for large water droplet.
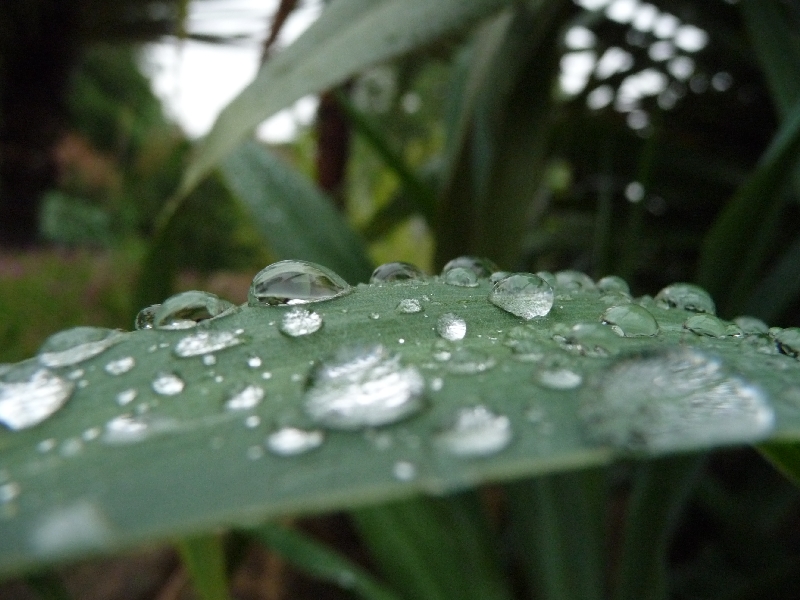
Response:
[396,298,422,314]
[104,356,136,376]
[435,406,512,457]
[173,330,242,357]
[303,344,425,429]
[655,283,716,314]
[249,260,351,306]
[371,262,425,283]
[225,384,264,410]
[266,427,324,456]
[581,348,774,454]
[776,328,800,358]
[153,291,235,329]
[555,270,596,292]
[734,316,769,335]
[441,256,498,279]
[489,273,554,319]
[684,314,727,338]
[0,361,74,430]
[152,372,185,396]
[279,308,323,337]
[38,327,123,367]
[597,275,630,294]
[443,267,479,287]
[436,313,467,341]
[601,305,659,337]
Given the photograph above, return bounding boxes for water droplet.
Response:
[435,406,512,457]
[597,275,630,294]
[174,330,241,357]
[447,347,496,374]
[536,271,556,287]
[601,305,659,337]
[396,298,422,314]
[0,481,20,504]
[776,328,800,358]
[655,283,716,314]
[684,314,727,337]
[247,445,264,460]
[134,304,159,330]
[538,368,583,390]
[489,271,512,284]
[436,313,467,341]
[60,437,83,457]
[555,270,596,291]
[370,262,425,283]
[151,291,234,330]
[262,371,273,380]
[0,361,74,430]
[249,260,352,306]
[151,372,185,396]
[369,312,380,320]
[82,427,101,442]
[582,348,774,454]
[32,502,112,555]
[304,344,425,429]
[442,256,498,279]
[266,427,324,456]
[104,356,135,376]
[247,356,263,368]
[37,438,57,453]
[116,388,137,406]
[203,355,217,366]
[67,369,84,380]
[489,273,554,319]
[279,307,323,337]
[245,415,261,428]
[553,323,618,357]
[38,327,123,368]
[734,316,769,335]
[393,460,417,481]
[225,384,264,410]
[443,267,479,287]
[430,377,444,391]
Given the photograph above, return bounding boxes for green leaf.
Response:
[2,272,800,576]
[180,0,510,197]
[219,141,373,283]
[177,534,231,600]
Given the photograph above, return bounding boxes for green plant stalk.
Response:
[176,534,231,600]
[505,468,607,600]
[612,455,703,600]
[25,572,73,600]
[252,522,402,600]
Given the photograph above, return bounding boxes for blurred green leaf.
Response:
[177,534,231,600]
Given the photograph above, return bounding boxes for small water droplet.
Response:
[442,256,498,278]
[279,307,323,337]
[249,260,352,306]
[489,273,554,319]
[447,347,496,374]
[67,369,84,380]
[60,437,83,457]
[152,372,184,396]
[396,298,422,314]
[392,460,417,481]
[104,356,135,376]
[371,262,426,283]
[266,427,324,456]
[435,406,512,457]
[225,384,265,410]
[655,283,716,314]
[601,305,659,337]
[582,348,774,454]
[776,328,800,358]
[553,323,618,357]
[82,427,101,442]
[443,267,479,287]
[684,314,727,337]
[37,438,57,453]
[173,330,241,357]
[134,304,159,330]
[247,356,263,368]
[116,388,137,406]
[247,445,264,460]
[0,361,74,430]
[369,312,381,320]
[0,481,21,504]
[262,371,273,380]
[245,415,260,428]
[304,344,425,429]
[597,275,630,294]
[202,355,217,367]
[38,327,123,368]
[436,313,467,341]
[734,316,769,335]
[152,291,234,329]
[538,367,583,390]
[555,270,596,292]
[430,377,444,391]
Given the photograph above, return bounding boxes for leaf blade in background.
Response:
[180,0,510,197]
[177,534,231,600]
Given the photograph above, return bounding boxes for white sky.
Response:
[140,0,321,143]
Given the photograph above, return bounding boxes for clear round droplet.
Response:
[597,275,630,294]
[370,262,425,283]
[601,304,659,337]
[489,273,554,319]
[436,313,467,341]
[151,372,185,396]
[304,344,425,429]
[734,316,769,335]
[581,347,774,454]
[655,283,716,314]
[266,427,324,456]
[247,356,263,368]
[153,291,234,329]
[134,304,159,330]
[441,256,498,279]
[116,388,137,406]
[396,298,422,314]
[225,384,265,411]
[38,327,123,368]
[279,308,323,337]
[173,330,242,357]
[555,270,596,292]
[104,356,135,376]
[684,314,727,338]
[248,260,351,306]
[0,361,74,430]
[435,406,512,457]
[443,267,479,287]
